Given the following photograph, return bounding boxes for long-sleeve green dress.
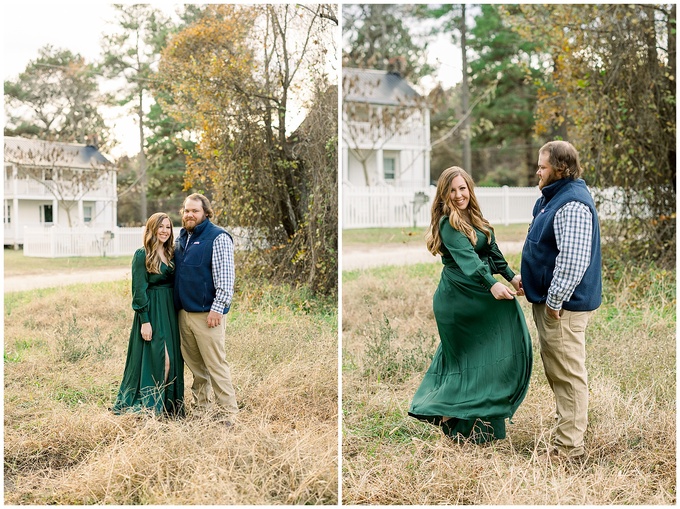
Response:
[408,216,532,443]
[112,248,184,417]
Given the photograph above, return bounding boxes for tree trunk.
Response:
[669,5,676,79]
[551,49,569,140]
[460,5,472,174]
[669,4,676,193]
[361,157,371,186]
[525,133,536,186]
[137,91,147,223]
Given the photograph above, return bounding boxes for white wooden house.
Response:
[4,136,117,249]
[342,68,431,187]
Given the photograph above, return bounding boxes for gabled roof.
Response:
[293,85,338,137]
[342,68,422,106]
[4,136,112,169]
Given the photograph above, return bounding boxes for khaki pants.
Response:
[178,310,238,416]
[532,303,591,457]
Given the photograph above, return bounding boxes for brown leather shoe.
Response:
[538,447,584,464]
[214,412,236,427]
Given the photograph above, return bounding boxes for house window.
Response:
[44,168,53,181]
[349,103,370,123]
[83,205,93,223]
[4,203,10,224]
[40,204,53,224]
[383,156,396,181]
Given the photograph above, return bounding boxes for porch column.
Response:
[12,166,20,248]
[78,198,84,226]
[53,198,59,226]
[111,168,118,229]
[77,172,84,226]
[342,146,349,183]
[12,198,19,249]
[376,148,384,186]
[423,107,431,185]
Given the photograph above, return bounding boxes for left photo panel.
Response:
[3,4,339,505]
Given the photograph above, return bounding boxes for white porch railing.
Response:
[342,121,427,148]
[4,176,115,199]
[342,185,542,229]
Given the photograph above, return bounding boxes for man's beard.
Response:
[183,218,197,232]
[539,173,559,190]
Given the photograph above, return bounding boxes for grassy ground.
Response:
[342,224,528,248]
[4,248,130,277]
[341,256,676,504]
[4,274,338,504]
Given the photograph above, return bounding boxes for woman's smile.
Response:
[450,175,470,210]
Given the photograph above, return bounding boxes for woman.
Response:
[112,212,184,417]
[408,167,532,443]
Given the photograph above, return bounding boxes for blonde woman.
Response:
[113,212,184,417]
[408,167,532,443]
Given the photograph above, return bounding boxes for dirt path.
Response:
[4,239,525,291]
[342,240,524,271]
[4,267,130,293]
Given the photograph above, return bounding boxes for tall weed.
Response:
[362,315,436,382]
[5,279,337,505]
[55,314,113,362]
[342,260,675,505]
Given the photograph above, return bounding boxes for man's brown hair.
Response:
[182,193,214,219]
[540,140,583,180]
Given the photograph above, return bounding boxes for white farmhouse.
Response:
[4,136,117,248]
[342,68,431,187]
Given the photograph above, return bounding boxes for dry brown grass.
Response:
[3,248,130,277]
[342,224,528,248]
[4,278,338,504]
[341,258,676,505]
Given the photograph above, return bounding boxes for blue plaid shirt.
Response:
[186,231,235,314]
[210,233,235,314]
[547,201,593,311]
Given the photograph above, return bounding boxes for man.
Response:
[174,193,238,423]
[521,140,602,460]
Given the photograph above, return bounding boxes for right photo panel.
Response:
[341,4,676,505]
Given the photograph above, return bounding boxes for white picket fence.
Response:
[21,226,178,258]
[21,186,636,256]
[342,185,542,229]
[21,225,264,258]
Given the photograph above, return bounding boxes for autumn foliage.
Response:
[502,4,676,267]
[158,4,338,295]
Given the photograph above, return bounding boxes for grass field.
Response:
[3,248,130,277]
[4,267,338,504]
[342,223,529,248]
[341,255,676,505]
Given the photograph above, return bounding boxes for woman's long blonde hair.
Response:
[426,166,493,255]
[143,212,175,274]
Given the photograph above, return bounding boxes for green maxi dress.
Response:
[408,217,532,443]
[112,248,185,417]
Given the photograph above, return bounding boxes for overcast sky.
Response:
[2,2,181,158]
[2,2,455,157]
[4,3,112,79]
[2,2,339,159]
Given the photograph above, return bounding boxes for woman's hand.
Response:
[141,322,152,341]
[510,274,524,296]
[491,282,516,300]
